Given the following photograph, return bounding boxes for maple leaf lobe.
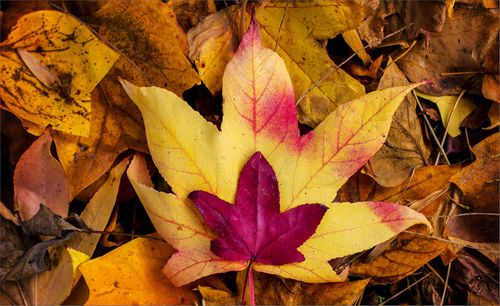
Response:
[189,152,328,266]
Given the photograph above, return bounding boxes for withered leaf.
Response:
[366,61,431,187]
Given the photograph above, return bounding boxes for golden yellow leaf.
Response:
[80,237,199,305]
[415,90,476,137]
[0,10,119,137]
[66,247,90,287]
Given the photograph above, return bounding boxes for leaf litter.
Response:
[0,0,498,305]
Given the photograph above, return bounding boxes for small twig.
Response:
[435,90,466,165]
[379,273,431,305]
[16,281,28,306]
[44,0,157,86]
[240,261,253,305]
[274,0,289,52]
[413,91,451,165]
[444,193,470,210]
[425,263,445,284]
[386,39,417,69]
[394,167,416,204]
[404,231,500,254]
[440,71,482,76]
[80,229,166,242]
[426,212,499,218]
[296,22,414,107]
[440,262,452,306]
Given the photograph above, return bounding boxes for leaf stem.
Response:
[80,229,166,242]
[241,260,253,305]
[249,266,255,306]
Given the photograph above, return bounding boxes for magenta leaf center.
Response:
[188,152,328,265]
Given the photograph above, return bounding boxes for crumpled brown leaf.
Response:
[167,0,217,33]
[358,0,447,48]
[396,6,499,96]
[366,60,431,187]
[14,128,69,221]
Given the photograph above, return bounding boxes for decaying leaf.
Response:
[14,128,69,221]
[450,133,499,212]
[80,237,199,305]
[87,0,200,97]
[396,6,499,96]
[366,61,431,187]
[358,0,447,48]
[351,225,447,284]
[168,0,217,32]
[0,10,119,137]
[415,90,476,137]
[1,205,86,282]
[17,158,129,305]
[123,17,430,286]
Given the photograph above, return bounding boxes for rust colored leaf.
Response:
[351,225,447,284]
[14,128,69,221]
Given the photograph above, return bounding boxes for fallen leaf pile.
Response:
[0,1,498,305]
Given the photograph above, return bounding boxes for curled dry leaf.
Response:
[366,61,431,187]
[123,17,430,286]
[14,128,69,221]
[79,237,199,305]
[358,0,447,48]
[167,0,217,32]
[0,10,119,137]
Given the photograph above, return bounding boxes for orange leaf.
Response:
[80,237,199,305]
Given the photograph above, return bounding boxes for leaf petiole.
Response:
[241,260,255,305]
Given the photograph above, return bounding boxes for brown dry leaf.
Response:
[167,0,217,32]
[358,0,447,48]
[0,10,119,137]
[486,103,499,129]
[339,165,460,205]
[80,237,199,305]
[87,0,200,97]
[447,133,499,261]
[450,133,499,212]
[366,61,431,187]
[396,6,499,96]
[200,271,369,305]
[351,225,447,284]
[482,38,499,103]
